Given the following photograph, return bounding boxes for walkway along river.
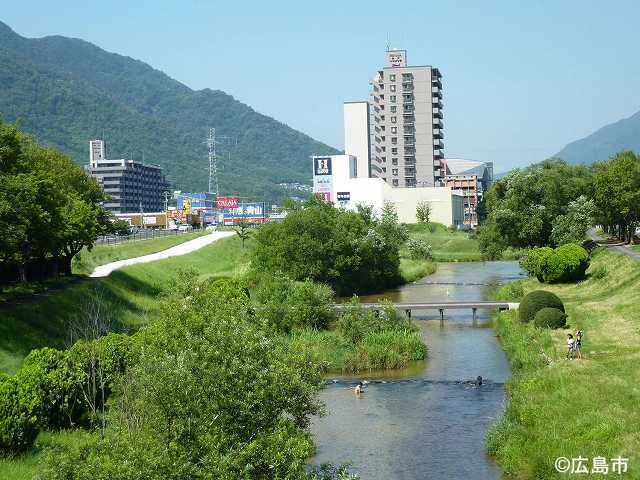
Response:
[311,261,526,480]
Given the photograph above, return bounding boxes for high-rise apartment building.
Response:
[86,139,169,214]
[369,49,444,188]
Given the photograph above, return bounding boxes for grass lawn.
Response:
[404,223,482,261]
[631,244,640,253]
[0,236,250,374]
[72,230,208,275]
[488,248,640,478]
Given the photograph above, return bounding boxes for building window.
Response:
[382,167,387,173]
[391,127,397,134]
[392,169,398,175]
[391,116,397,123]
[390,106,396,113]
[390,95,396,103]
[402,73,412,80]
[390,74,396,81]
[392,158,398,165]
[390,85,396,92]
[391,147,398,154]
[391,137,397,144]
[392,179,399,186]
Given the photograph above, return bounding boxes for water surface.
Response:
[311,261,525,479]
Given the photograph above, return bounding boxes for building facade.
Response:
[312,155,463,226]
[444,159,494,227]
[86,139,169,214]
[343,102,371,179]
[369,49,444,188]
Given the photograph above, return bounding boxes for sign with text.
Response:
[314,157,332,176]
[216,196,239,209]
[223,202,266,225]
[337,192,351,202]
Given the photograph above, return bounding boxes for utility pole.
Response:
[163,191,169,230]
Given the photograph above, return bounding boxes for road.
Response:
[90,231,235,278]
[588,228,640,261]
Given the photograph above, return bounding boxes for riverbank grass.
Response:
[404,223,481,261]
[0,236,250,374]
[72,230,208,275]
[488,248,640,478]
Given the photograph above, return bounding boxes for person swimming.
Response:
[354,382,364,395]
[476,375,483,386]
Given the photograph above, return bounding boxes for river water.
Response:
[311,261,525,480]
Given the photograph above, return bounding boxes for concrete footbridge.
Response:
[333,301,520,325]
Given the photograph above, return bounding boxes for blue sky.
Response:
[3,0,640,171]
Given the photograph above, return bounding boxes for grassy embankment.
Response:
[0,231,208,304]
[487,248,640,478]
[399,223,481,283]
[0,235,250,374]
[71,230,207,275]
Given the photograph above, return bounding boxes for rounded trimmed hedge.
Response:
[520,243,590,284]
[534,307,567,329]
[519,290,564,323]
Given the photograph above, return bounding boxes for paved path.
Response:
[588,228,640,261]
[90,231,235,278]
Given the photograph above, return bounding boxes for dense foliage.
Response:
[592,151,640,243]
[251,273,335,333]
[0,334,132,454]
[39,277,336,479]
[533,307,567,329]
[520,243,589,283]
[406,238,433,260]
[252,198,408,296]
[336,299,426,371]
[0,21,338,198]
[0,120,112,282]
[478,159,593,258]
[518,290,565,324]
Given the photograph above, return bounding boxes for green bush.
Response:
[253,274,335,333]
[336,300,413,345]
[520,243,589,283]
[0,373,40,454]
[17,348,81,430]
[345,330,426,371]
[518,290,564,323]
[496,282,525,301]
[533,307,567,329]
[406,238,433,260]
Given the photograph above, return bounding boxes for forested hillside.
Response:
[0,21,338,197]
[556,109,640,165]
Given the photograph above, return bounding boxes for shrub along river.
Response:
[311,261,526,479]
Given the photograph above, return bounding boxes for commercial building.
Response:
[313,155,463,226]
[343,101,371,178]
[86,139,169,214]
[443,159,494,227]
[367,49,444,188]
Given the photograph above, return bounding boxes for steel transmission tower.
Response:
[206,128,219,196]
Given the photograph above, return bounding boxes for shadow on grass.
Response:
[0,271,159,374]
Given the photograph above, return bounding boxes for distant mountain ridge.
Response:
[0,21,338,197]
[555,109,640,165]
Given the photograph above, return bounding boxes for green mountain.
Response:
[556,110,640,165]
[0,21,338,198]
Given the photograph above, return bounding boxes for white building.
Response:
[312,155,463,226]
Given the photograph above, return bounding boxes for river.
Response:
[311,261,525,480]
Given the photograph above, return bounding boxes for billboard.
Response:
[314,157,332,176]
[223,202,267,225]
[313,156,334,202]
[216,196,239,209]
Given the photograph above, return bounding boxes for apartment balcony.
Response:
[432,79,442,89]
[432,98,443,107]
[404,116,415,124]
[433,129,443,138]
[403,109,415,116]
[433,111,443,119]
[402,84,414,92]
[404,169,416,177]
[432,89,442,98]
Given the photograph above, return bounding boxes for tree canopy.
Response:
[251,198,408,296]
[0,120,112,282]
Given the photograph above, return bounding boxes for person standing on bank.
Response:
[574,330,583,359]
[566,333,575,359]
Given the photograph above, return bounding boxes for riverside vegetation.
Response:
[487,248,640,478]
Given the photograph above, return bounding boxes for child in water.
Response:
[354,382,364,395]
